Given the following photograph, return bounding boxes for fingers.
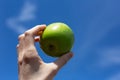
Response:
[23,25,46,46]
[25,25,46,37]
[53,52,73,70]
[17,36,40,59]
[17,36,40,53]
[17,25,46,64]
[17,24,46,47]
[18,34,25,44]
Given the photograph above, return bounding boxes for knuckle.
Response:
[66,53,71,59]
[63,53,72,62]
[16,44,19,48]
[18,34,24,40]
[24,31,31,36]
[62,57,68,64]
[23,49,39,63]
[24,49,35,58]
[61,53,72,64]
[18,57,23,65]
[18,60,22,65]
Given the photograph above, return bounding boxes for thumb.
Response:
[54,52,73,70]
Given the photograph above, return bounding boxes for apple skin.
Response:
[39,22,74,57]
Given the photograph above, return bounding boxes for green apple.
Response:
[39,22,74,57]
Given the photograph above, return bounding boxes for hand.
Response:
[17,25,73,80]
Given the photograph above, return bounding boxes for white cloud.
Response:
[18,1,36,22]
[6,1,37,34]
[6,18,27,34]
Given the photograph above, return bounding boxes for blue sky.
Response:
[0,0,120,80]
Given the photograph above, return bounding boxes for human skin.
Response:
[17,25,73,80]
